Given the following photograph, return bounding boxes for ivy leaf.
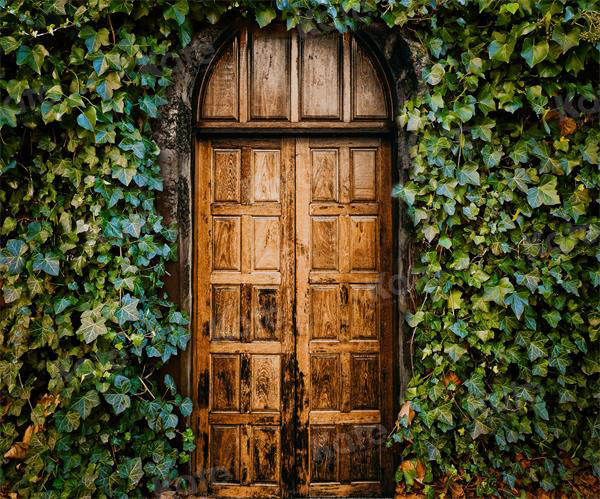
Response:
[527,175,560,208]
[72,390,100,419]
[528,339,546,362]
[534,400,549,420]
[115,294,140,325]
[445,344,467,361]
[54,297,74,314]
[471,417,492,439]
[520,38,549,68]
[77,107,97,131]
[424,63,445,85]
[78,26,109,53]
[121,457,143,486]
[483,277,514,304]
[551,27,580,54]
[457,165,480,186]
[16,44,49,74]
[164,0,189,25]
[507,168,530,192]
[434,403,453,425]
[0,239,28,274]
[122,215,143,238]
[0,36,20,54]
[105,393,131,414]
[164,374,177,395]
[464,372,486,398]
[0,102,19,129]
[406,311,425,328]
[77,310,108,343]
[504,292,528,319]
[449,320,468,338]
[488,36,516,62]
[33,253,60,276]
[543,310,561,328]
[55,411,80,433]
[256,7,277,28]
[180,397,193,417]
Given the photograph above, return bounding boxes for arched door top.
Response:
[197,25,392,128]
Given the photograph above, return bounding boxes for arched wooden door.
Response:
[194,25,396,497]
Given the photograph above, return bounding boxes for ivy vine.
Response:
[0,0,598,497]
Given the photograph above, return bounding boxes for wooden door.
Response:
[195,137,393,497]
[295,138,394,497]
[194,26,396,498]
[195,138,296,497]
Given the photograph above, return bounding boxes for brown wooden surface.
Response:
[195,138,295,497]
[295,138,394,497]
[195,27,394,498]
[198,28,390,127]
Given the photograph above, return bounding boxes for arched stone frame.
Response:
[153,16,420,444]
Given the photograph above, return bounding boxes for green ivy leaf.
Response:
[256,7,277,28]
[0,102,19,129]
[0,239,28,274]
[115,294,140,325]
[180,397,192,417]
[164,0,189,25]
[105,393,131,414]
[504,292,528,319]
[77,310,108,343]
[520,38,549,68]
[16,44,49,74]
[77,107,97,132]
[33,253,60,276]
[483,277,514,305]
[424,63,445,85]
[72,390,101,419]
[527,175,560,208]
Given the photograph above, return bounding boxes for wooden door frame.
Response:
[189,24,402,497]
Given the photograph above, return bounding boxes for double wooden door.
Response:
[195,135,394,497]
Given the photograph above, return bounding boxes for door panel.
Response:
[195,138,296,497]
[196,137,393,497]
[295,138,394,497]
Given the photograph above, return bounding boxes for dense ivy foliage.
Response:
[0,0,598,496]
[389,1,600,495]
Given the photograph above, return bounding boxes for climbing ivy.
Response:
[388,0,600,496]
[0,0,598,497]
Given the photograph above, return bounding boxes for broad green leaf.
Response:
[33,253,60,276]
[445,343,467,361]
[77,107,97,131]
[425,63,445,85]
[504,292,528,319]
[551,27,580,54]
[527,175,560,208]
[164,374,177,395]
[115,294,140,325]
[55,411,80,433]
[72,390,100,419]
[256,7,277,28]
[457,165,480,186]
[77,310,108,343]
[105,393,131,414]
[180,397,193,417]
[16,44,49,73]
[0,239,28,274]
[488,36,516,62]
[520,38,549,68]
[483,277,514,304]
[527,340,545,363]
[0,102,18,129]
